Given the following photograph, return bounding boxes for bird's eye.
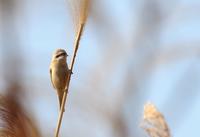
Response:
[55,53,66,58]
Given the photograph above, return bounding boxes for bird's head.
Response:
[52,49,68,63]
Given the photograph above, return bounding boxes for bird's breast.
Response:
[51,64,68,90]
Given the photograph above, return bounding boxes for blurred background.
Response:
[0,0,200,137]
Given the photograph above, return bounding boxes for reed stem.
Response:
[54,23,85,137]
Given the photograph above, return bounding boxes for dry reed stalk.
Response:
[140,103,171,137]
[54,0,90,137]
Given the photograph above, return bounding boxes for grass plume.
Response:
[0,86,41,137]
[141,103,171,137]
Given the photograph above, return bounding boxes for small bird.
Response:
[50,49,70,109]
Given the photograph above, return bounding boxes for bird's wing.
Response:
[50,68,55,89]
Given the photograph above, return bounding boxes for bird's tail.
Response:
[57,90,64,110]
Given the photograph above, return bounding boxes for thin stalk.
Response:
[54,23,85,137]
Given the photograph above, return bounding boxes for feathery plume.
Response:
[0,94,41,137]
[141,103,171,137]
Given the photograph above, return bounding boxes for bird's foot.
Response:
[69,69,73,74]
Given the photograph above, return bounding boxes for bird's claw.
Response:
[69,70,73,74]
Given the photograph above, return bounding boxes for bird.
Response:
[50,49,70,110]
